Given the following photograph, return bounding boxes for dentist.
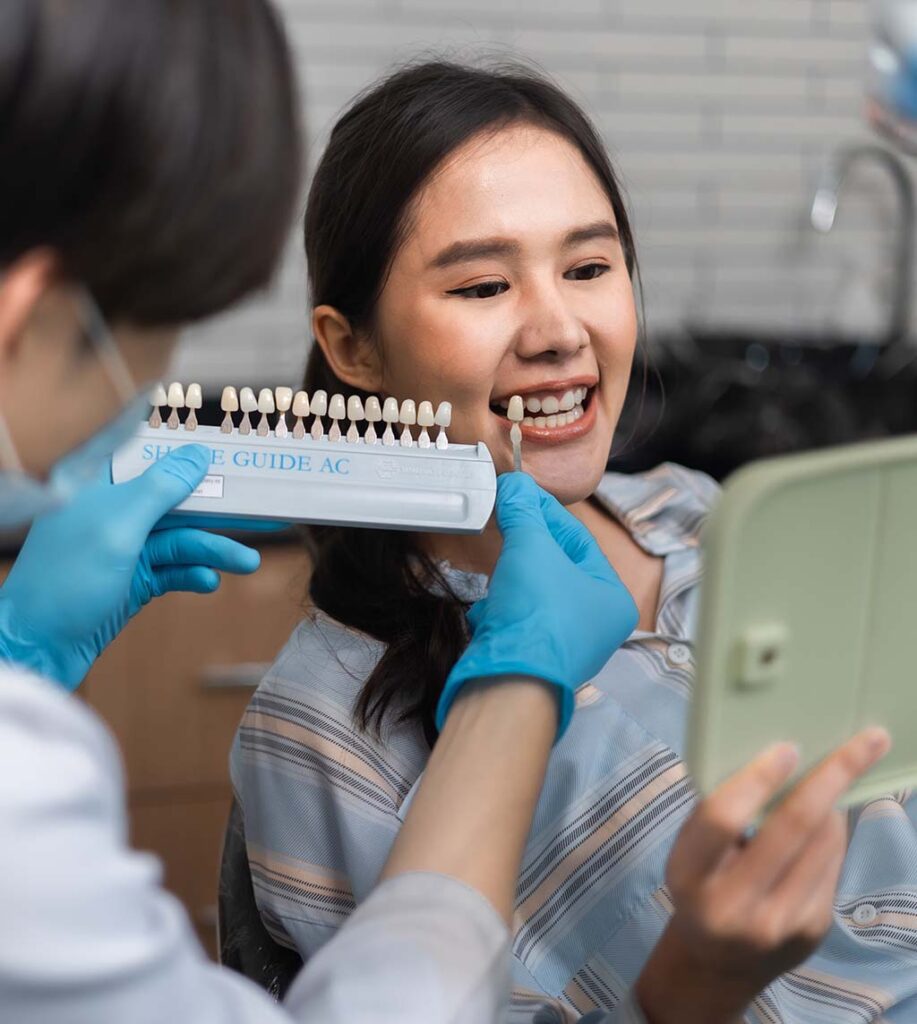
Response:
[0,3,641,1022]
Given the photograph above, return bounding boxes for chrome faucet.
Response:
[810,143,914,348]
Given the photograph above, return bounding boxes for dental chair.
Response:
[217,797,304,999]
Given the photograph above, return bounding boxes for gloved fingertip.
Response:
[495,472,544,531]
[237,547,261,573]
[200,568,221,593]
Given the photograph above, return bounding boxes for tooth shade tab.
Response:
[434,402,452,428]
[240,387,257,413]
[417,401,435,427]
[507,395,524,423]
[150,383,167,407]
[347,396,365,421]
[310,390,328,417]
[292,390,310,417]
[185,384,203,409]
[257,388,275,414]
[328,394,346,420]
[382,397,400,423]
[399,399,417,425]
[167,382,185,408]
[365,396,382,422]
[221,386,239,413]
[275,387,293,412]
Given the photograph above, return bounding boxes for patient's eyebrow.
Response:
[562,220,619,248]
[429,237,521,269]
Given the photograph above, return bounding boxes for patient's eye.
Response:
[446,280,509,299]
[565,262,610,281]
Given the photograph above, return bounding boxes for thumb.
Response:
[494,472,547,536]
[119,445,210,530]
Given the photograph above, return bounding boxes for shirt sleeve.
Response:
[0,666,301,1024]
[284,872,511,1024]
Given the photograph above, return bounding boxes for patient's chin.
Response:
[528,459,605,508]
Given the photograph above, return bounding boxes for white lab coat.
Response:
[0,666,511,1024]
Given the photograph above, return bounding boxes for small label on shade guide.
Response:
[193,474,225,499]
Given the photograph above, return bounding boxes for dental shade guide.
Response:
[274,387,293,438]
[184,383,202,431]
[508,394,524,472]
[221,386,239,433]
[434,401,452,450]
[256,388,275,437]
[166,382,184,430]
[239,387,256,435]
[148,383,167,428]
[310,390,327,440]
[292,390,309,439]
[112,383,497,534]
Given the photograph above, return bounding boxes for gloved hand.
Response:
[0,445,260,690]
[435,472,639,740]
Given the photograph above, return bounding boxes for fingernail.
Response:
[864,726,892,759]
[766,741,800,774]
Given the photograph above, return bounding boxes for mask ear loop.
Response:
[78,290,139,406]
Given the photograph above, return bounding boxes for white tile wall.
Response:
[173,0,913,391]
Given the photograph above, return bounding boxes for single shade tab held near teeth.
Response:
[507,394,524,471]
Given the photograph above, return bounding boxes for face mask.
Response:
[0,290,148,529]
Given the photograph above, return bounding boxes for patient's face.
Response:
[372,123,637,504]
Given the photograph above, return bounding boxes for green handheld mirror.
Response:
[689,433,917,807]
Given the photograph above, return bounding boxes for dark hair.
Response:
[0,0,301,325]
[303,59,639,742]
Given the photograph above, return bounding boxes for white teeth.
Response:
[382,396,399,445]
[546,414,558,427]
[525,396,541,414]
[541,395,560,415]
[522,416,534,426]
[534,416,546,427]
[559,390,575,412]
[364,396,381,444]
[221,386,239,413]
[257,388,275,414]
[310,390,328,417]
[167,382,184,429]
[507,395,524,423]
[275,387,293,412]
[240,387,257,413]
[399,400,416,447]
[417,401,435,427]
[434,401,452,449]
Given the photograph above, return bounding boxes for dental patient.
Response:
[232,61,917,1022]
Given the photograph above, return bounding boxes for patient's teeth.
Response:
[257,387,275,436]
[275,386,293,437]
[239,387,256,435]
[534,416,546,428]
[328,393,346,442]
[546,414,558,427]
[382,397,399,446]
[310,390,328,440]
[559,390,575,412]
[507,395,524,423]
[346,395,365,443]
[525,396,541,414]
[399,399,416,447]
[541,395,559,415]
[167,382,184,429]
[522,416,534,426]
[149,383,167,428]
[434,401,452,449]
[220,386,239,433]
[184,383,202,431]
[417,400,434,448]
[292,390,309,438]
[364,396,382,444]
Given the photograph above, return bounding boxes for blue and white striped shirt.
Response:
[231,463,917,1023]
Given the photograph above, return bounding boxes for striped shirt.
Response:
[231,463,917,1023]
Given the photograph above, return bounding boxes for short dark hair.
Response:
[302,60,639,740]
[0,0,301,325]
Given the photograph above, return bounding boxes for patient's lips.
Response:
[491,378,598,442]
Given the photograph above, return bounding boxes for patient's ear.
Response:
[312,305,383,393]
[0,249,59,370]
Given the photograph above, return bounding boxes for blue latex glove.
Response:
[0,445,260,690]
[435,472,639,740]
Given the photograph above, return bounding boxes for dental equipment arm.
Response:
[0,445,260,690]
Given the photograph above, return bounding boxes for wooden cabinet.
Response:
[79,541,309,957]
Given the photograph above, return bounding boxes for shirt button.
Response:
[668,643,692,666]
[853,903,878,926]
